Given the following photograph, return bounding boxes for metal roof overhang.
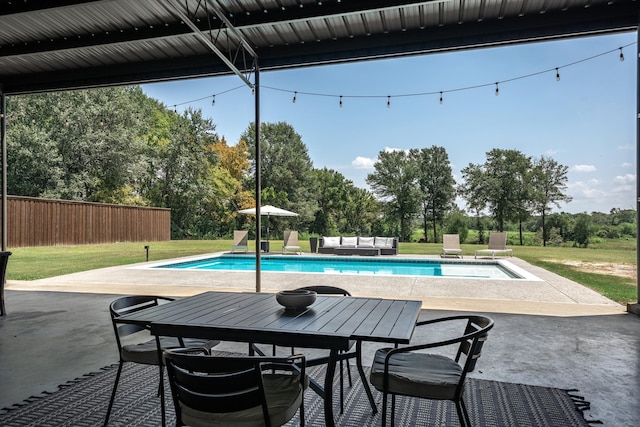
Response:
[0,0,638,94]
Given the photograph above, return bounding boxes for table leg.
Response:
[356,340,378,413]
[324,349,338,427]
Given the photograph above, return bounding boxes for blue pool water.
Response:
[154,255,522,279]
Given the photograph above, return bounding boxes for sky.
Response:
[141,31,637,215]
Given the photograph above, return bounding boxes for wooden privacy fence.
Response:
[5,196,171,247]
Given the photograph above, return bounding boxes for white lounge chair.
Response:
[231,230,249,253]
[441,234,463,258]
[474,232,513,259]
[282,230,302,254]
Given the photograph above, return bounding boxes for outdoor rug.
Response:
[1,356,599,426]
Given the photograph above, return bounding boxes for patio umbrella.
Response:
[237,205,298,242]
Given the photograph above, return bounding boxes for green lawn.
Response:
[6,239,638,304]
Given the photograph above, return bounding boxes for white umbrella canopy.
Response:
[237,205,299,242]
[237,205,299,217]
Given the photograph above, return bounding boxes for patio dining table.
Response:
[116,290,422,427]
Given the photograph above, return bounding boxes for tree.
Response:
[7,87,147,202]
[530,156,572,246]
[573,214,592,247]
[445,210,469,243]
[311,168,351,235]
[411,146,456,243]
[343,186,378,236]
[457,163,488,243]
[144,107,220,238]
[460,149,532,244]
[241,122,317,232]
[366,149,420,242]
[209,138,254,235]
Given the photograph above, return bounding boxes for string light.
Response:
[165,43,632,111]
[211,95,215,107]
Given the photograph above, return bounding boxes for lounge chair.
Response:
[441,234,463,258]
[282,230,302,254]
[231,230,248,253]
[474,231,513,259]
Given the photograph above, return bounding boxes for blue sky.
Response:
[142,31,637,215]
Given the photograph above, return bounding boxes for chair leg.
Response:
[381,391,388,427]
[458,398,472,427]
[158,364,166,427]
[390,394,396,427]
[339,359,344,414]
[104,361,124,426]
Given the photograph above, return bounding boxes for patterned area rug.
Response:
[1,355,597,426]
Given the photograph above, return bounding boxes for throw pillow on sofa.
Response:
[374,237,394,248]
[341,236,358,247]
[358,237,375,247]
[322,236,341,247]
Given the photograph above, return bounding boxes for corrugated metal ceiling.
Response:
[0,0,638,94]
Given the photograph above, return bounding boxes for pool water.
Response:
[154,255,523,279]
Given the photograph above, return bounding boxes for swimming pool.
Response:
[153,255,525,279]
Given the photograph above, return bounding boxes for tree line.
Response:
[5,87,634,246]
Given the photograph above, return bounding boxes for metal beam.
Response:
[160,0,254,88]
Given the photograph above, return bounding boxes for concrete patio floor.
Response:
[1,254,638,425]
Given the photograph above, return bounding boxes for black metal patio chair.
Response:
[369,315,494,427]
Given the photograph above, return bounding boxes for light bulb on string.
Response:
[292,91,297,103]
[387,96,391,108]
[555,68,560,81]
[495,82,499,96]
[339,95,343,108]
[211,95,215,107]
[439,91,443,105]
[619,47,624,62]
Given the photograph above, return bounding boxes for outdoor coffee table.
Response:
[117,290,421,427]
[334,247,381,256]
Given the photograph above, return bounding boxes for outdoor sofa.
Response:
[318,236,398,255]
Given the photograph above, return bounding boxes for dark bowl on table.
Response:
[276,290,317,310]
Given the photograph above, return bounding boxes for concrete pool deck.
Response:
[6,253,624,316]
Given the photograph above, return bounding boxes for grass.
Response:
[5,238,638,304]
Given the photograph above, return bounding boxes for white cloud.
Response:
[614,174,635,185]
[568,181,607,199]
[351,146,410,169]
[351,156,376,169]
[570,164,596,172]
[617,144,634,151]
[621,162,633,168]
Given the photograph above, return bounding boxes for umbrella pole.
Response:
[254,62,261,293]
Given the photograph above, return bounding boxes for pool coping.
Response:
[140,253,542,281]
